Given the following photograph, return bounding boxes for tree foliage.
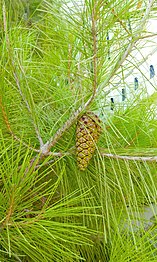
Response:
[1,0,157,261]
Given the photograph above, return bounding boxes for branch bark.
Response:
[101,152,157,162]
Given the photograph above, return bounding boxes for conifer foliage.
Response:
[1,0,157,261]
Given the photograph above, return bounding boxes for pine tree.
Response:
[1,0,157,261]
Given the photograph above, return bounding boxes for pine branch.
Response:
[101,152,157,162]
[34,149,157,165]
[39,0,155,155]
[2,0,155,173]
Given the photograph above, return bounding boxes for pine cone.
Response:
[76,112,101,171]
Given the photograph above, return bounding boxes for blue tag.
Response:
[150,65,155,79]
[134,77,138,90]
[122,88,126,101]
[111,98,114,110]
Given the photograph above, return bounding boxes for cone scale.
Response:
[76,112,101,171]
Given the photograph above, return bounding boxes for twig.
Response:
[101,152,157,162]
[138,0,154,30]
[139,33,157,40]
[29,149,157,164]
[2,3,44,148]
[0,96,12,133]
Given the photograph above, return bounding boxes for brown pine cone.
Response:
[76,112,101,171]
